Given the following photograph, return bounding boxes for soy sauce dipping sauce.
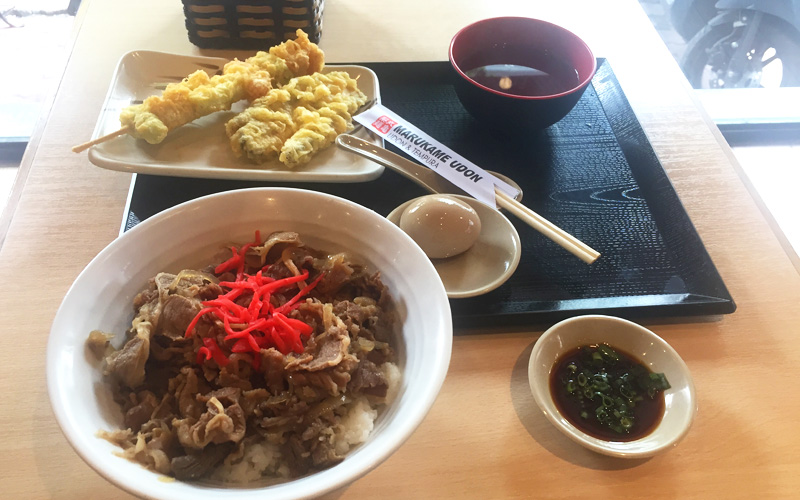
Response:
[462,47,580,97]
[550,344,670,442]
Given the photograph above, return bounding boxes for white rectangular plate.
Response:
[87,51,383,182]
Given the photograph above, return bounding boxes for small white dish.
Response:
[528,315,696,458]
[87,50,383,182]
[387,194,521,298]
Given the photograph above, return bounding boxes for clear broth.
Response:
[462,47,580,97]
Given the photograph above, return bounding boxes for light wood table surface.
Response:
[2,0,799,498]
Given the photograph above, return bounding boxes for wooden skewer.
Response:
[72,126,130,153]
[494,188,601,264]
[71,94,374,154]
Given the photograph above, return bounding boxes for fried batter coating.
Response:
[120,70,256,145]
[264,28,324,81]
[119,30,324,145]
[225,71,367,168]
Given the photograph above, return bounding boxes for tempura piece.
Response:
[119,30,325,145]
[225,71,367,167]
[267,29,325,81]
[119,70,260,146]
[280,103,355,167]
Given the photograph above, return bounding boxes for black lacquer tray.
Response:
[122,60,735,327]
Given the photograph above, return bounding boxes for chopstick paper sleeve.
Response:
[354,104,520,208]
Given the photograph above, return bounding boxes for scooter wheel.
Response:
[680,11,800,89]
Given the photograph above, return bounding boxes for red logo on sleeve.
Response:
[371,115,397,134]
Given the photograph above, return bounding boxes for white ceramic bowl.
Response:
[528,315,696,458]
[47,188,453,499]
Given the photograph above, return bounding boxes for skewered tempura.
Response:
[117,30,324,145]
[225,71,368,168]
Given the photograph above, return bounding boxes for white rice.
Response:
[213,441,289,483]
[382,361,402,405]
[214,361,401,483]
[332,397,378,456]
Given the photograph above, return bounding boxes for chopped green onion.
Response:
[555,344,670,436]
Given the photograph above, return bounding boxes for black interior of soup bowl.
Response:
[449,17,597,133]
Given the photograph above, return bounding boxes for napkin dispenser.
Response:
[181,0,324,49]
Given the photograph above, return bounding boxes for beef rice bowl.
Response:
[48,187,452,500]
[87,231,401,483]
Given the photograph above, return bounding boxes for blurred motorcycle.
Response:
[669,0,800,88]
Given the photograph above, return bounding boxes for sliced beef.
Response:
[172,367,204,419]
[311,442,344,467]
[287,365,355,396]
[158,294,202,340]
[316,253,354,295]
[290,326,350,372]
[104,332,150,388]
[171,442,235,480]
[349,358,388,398]
[124,391,158,431]
[174,390,246,449]
[261,348,288,394]
[285,321,357,396]
[105,271,219,388]
[240,388,271,416]
[132,285,159,310]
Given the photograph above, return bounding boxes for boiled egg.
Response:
[399,195,482,259]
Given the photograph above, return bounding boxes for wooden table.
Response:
[2,0,798,498]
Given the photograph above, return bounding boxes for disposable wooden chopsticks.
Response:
[336,133,601,264]
[494,188,600,264]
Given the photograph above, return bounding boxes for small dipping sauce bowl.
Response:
[449,17,596,133]
[528,315,697,458]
